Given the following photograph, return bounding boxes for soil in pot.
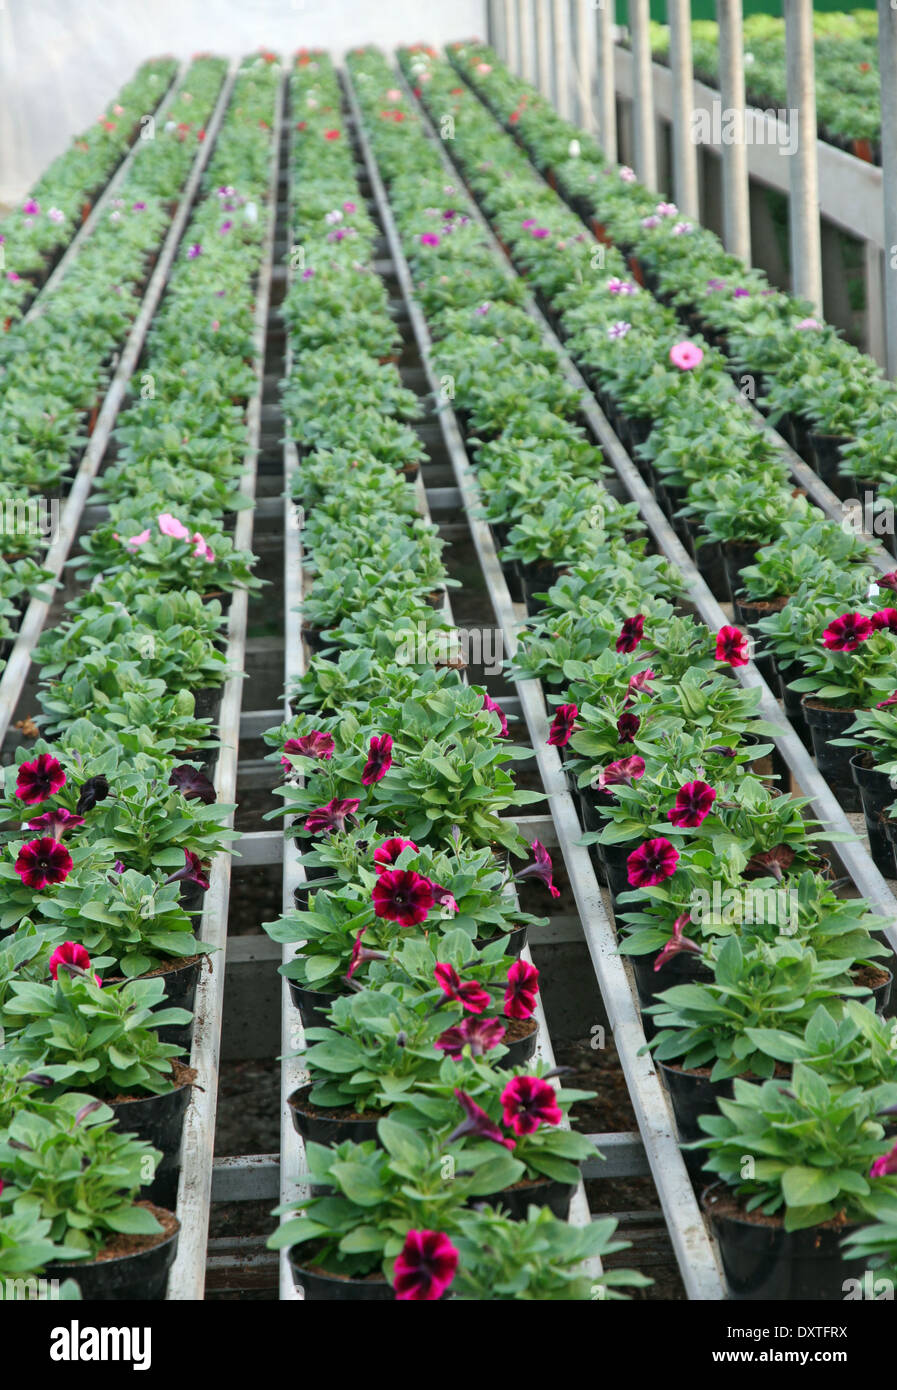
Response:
[701,1184,865,1301]
[497,1015,539,1069]
[106,1061,196,1210]
[852,753,897,877]
[851,963,893,1015]
[48,1203,180,1301]
[801,699,861,810]
[288,1082,381,1145]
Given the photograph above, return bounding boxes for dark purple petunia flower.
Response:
[169,765,216,804]
[304,798,359,835]
[547,703,578,747]
[504,959,539,1019]
[616,711,641,742]
[514,839,560,898]
[27,807,85,839]
[715,625,750,666]
[616,613,644,654]
[361,734,393,786]
[163,849,211,891]
[482,691,509,737]
[596,755,645,792]
[15,836,73,889]
[280,732,334,766]
[393,1229,459,1301]
[433,962,491,1014]
[447,1088,515,1148]
[654,914,701,971]
[435,1017,506,1058]
[871,608,897,633]
[76,775,110,814]
[822,613,872,652]
[500,1075,562,1135]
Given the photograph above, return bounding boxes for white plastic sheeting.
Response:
[0,0,485,203]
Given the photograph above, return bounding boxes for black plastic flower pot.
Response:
[518,560,561,613]
[475,922,529,959]
[631,949,711,1015]
[497,1017,539,1069]
[106,956,201,1052]
[851,753,897,877]
[193,686,223,725]
[288,1250,393,1301]
[288,1082,380,1146]
[807,431,852,498]
[288,980,345,1031]
[693,540,729,603]
[777,661,813,749]
[720,540,760,607]
[108,1078,193,1210]
[801,699,862,810]
[47,1207,179,1301]
[851,964,893,1015]
[701,1184,865,1301]
[658,1064,733,1178]
[179,880,206,915]
[731,594,789,689]
[482,1176,575,1221]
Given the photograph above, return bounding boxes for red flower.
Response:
[504,959,539,1019]
[500,1075,562,1135]
[373,836,419,868]
[654,914,701,971]
[877,693,897,709]
[433,961,491,1013]
[547,703,578,747]
[281,732,334,766]
[435,1017,506,1057]
[323,129,340,140]
[15,754,66,805]
[482,691,508,737]
[667,780,716,828]
[513,839,560,898]
[871,609,897,633]
[596,755,645,792]
[27,807,84,839]
[48,941,92,980]
[361,733,393,785]
[822,613,873,652]
[616,711,640,741]
[393,1230,458,1301]
[448,1088,515,1148]
[715,625,750,666]
[627,837,679,887]
[15,837,73,889]
[304,798,359,835]
[616,613,644,653]
[877,572,897,592]
[372,869,434,925]
[345,926,385,981]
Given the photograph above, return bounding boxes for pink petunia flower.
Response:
[668,780,716,828]
[627,837,679,888]
[669,340,704,370]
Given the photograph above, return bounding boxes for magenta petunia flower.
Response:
[345,925,386,981]
[448,1088,515,1148]
[191,532,214,562]
[617,711,640,742]
[627,837,679,888]
[513,839,560,898]
[669,340,704,370]
[667,780,717,828]
[15,754,66,805]
[482,691,508,737]
[393,1229,459,1301]
[49,941,100,986]
[625,668,656,703]
[281,732,334,766]
[715,625,750,666]
[871,608,897,633]
[616,613,644,653]
[27,807,85,839]
[304,798,359,835]
[504,959,539,1019]
[163,848,210,891]
[373,836,419,869]
[435,1017,506,1058]
[877,572,897,592]
[547,703,578,747]
[500,1075,562,1135]
[420,232,440,246]
[654,913,701,972]
[822,613,873,652]
[15,836,73,889]
[157,512,191,540]
[433,961,491,1014]
[596,755,646,792]
[877,693,897,708]
[431,883,459,913]
[870,1140,897,1179]
[361,733,393,786]
[372,869,434,926]
[187,243,203,258]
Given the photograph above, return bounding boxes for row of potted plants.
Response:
[261,50,649,1301]
[347,46,897,1300]
[405,43,897,862]
[451,39,897,518]
[0,52,278,1299]
[0,56,179,329]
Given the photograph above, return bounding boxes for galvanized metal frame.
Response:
[784,0,822,311]
[628,0,657,187]
[595,0,617,161]
[167,64,286,1300]
[715,0,752,262]
[877,0,897,377]
[553,0,572,119]
[355,61,727,1300]
[666,0,699,218]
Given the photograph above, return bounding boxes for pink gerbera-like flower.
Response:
[627,837,679,888]
[420,232,440,246]
[373,836,419,868]
[616,613,644,653]
[871,608,897,633]
[654,913,701,972]
[669,340,704,370]
[547,703,578,747]
[822,613,873,652]
[504,959,539,1019]
[715,625,750,666]
[668,780,717,829]
[49,941,100,986]
[433,961,491,1014]
[304,798,359,835]
[435,1016,506,1058]
[361,733,393,785]
[482,691,508,737]
[15,836,73,889]
[157,512,191,540]
[393,1229,458,1301]
[281,732,334,766]
[27,807,85,839]
[373,869,434,926]
[596,755,646,792]
[15,754,66,805]
[617,711,640,742]
[514,839,560,898]
[500,1075,562,1135]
